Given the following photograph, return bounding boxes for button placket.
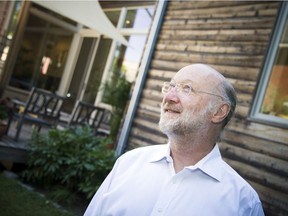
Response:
[151,174,181,215]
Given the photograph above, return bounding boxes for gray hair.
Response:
[219,79,237,128]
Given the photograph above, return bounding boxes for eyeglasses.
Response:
[161,82,224,99]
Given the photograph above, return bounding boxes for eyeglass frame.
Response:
[161,81,224,99]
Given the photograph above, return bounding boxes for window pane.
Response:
[106,10,121,27]
[9,11,73,91]
[261,19,288,119]
[123,8,154,28]
[83,38,112,104]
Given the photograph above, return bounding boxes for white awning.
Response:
[31,0,128,46]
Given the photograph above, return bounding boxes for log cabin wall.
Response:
[126,1,288,215]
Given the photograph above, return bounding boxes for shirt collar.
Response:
[148,144,171,162]
[186,144,223,182]
[149,143,223,182]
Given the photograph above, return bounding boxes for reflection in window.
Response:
[9,10,73,91]
[251,3,288,126]
[261,11,288,118]
[123,8,154,28]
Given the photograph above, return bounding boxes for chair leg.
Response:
[5,116,13,135]
[14,121,23,141]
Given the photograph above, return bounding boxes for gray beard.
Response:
[159,108,209,136]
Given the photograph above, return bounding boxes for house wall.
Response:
[126,1,288,215]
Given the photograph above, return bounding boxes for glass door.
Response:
[63,37,99,113]
[82,37,113,104]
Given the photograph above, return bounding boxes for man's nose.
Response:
[163,87,180,103]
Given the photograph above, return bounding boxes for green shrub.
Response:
[21,126,117,201]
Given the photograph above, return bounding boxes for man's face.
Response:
[159,65,219,135]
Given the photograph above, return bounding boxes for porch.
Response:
[0,122,51,169]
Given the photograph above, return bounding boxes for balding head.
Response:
[175,64,237,128]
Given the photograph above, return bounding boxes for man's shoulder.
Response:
[220,160,260,201]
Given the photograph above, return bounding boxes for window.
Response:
[250,2,288,127]
[96,5,155,108]
[9,3,74,91]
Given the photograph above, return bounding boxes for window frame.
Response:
[249,2,288,128]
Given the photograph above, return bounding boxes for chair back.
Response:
[24,87,66,123]
[68,101,106,130]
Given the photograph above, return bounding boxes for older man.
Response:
[84,64,264,216]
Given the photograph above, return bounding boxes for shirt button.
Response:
[157,208,163,213]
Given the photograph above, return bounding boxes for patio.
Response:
[0,122,51,167]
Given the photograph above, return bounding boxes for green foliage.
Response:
[21,126,117,201]
[103,70,132,142]
[0,105,8,120]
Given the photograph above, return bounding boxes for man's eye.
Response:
[182,84,191,93]
[169,83,176,88]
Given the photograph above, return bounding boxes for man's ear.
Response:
[211,103,230,124]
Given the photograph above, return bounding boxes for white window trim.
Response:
[249,2,288,128]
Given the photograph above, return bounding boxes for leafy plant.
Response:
[21,125,117,202]
[0,105,8,121]
[103,70,131,142]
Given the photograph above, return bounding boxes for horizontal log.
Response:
[232,104,249,119]
[151,60,261,81]
[162,17,276,30]
[141,89,162,102]
[126,137,151,150]
[130,127,167,144]
[168,1,263,10]
[153,51,264,68]
[225,159,288,214]
[136,107,160,120]
[133,115,160,131]
[156,42,267,56]
[138,100,161,114]
[151,59,191,72]
[166,2,279,19]
[146,70,256,95]
[157,39,269,48]
[222,129,288,161]
[228,78,256,94]
[220,141,288,177]
[211,64,260,81]
[227,119,288,145]
[235,93,253,107]
[148,69,175,80]
[145,78,166,90]
[159,27,271,42]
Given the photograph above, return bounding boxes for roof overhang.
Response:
[31,0,128,46]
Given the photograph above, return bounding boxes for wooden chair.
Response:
[96,109,111,137]
[67,101,106,134]
[6,87,66,141]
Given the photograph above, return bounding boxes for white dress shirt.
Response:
[84,144,264,216]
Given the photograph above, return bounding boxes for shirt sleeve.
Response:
[242,201,265,216]
[250,202,265,216]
